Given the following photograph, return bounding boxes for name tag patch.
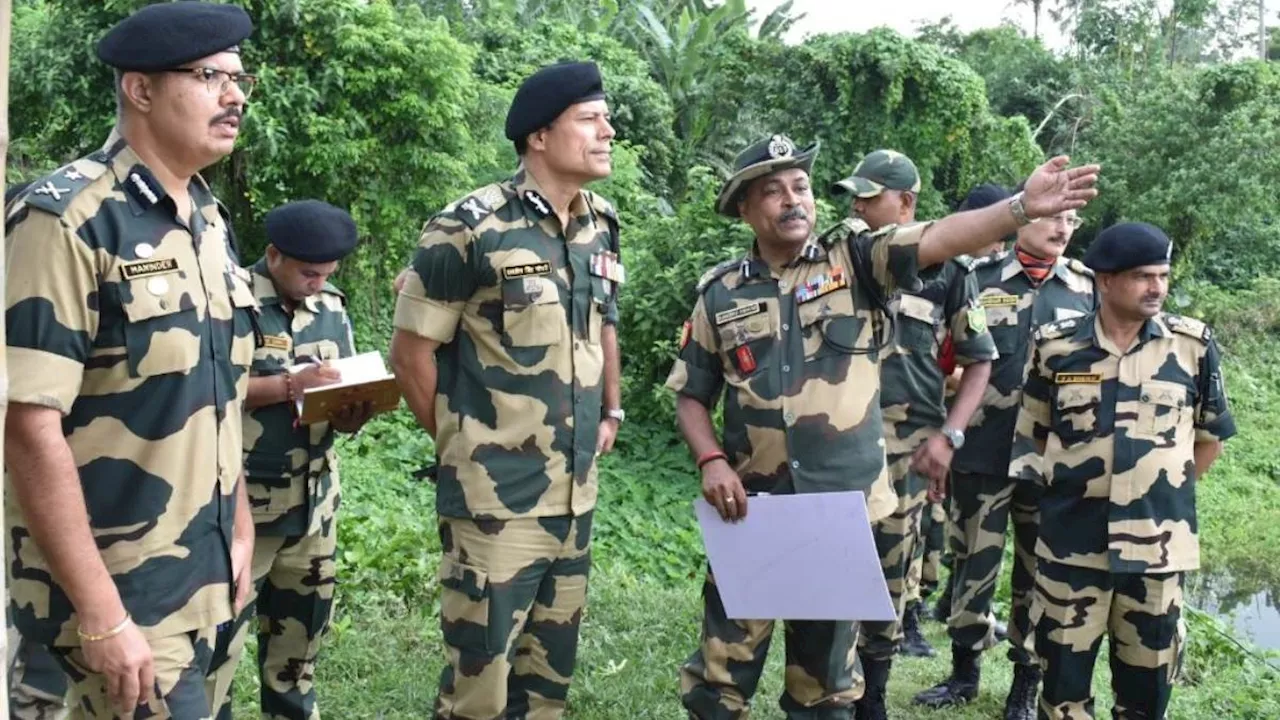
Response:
[715,301,765,326]
[980,293,1019,308]
[121,257,179,280]
[795,267,848,304]
[502,262,552,280]
[1055,372,1102,384]
[262,336,291,352]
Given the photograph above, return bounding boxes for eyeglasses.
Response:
[156,67,258,100]
[1031,214,1084,229]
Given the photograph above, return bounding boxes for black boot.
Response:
[912,644,981,708]
[901,601,937,658]
[854,655,891,720]
[1002,663,1040,720]
[931,576,954,624]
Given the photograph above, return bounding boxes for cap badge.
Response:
[767,135,795,159]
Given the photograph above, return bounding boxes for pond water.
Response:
[1186,568,1280,651]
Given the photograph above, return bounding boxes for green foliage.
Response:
[776,29,1043,218]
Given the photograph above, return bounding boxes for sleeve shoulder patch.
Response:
[1165,314,1210,343]
[20,160,109,217]
[696,258,741,293]
[448,183,509,230]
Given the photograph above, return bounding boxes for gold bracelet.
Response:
[76,613,131,643]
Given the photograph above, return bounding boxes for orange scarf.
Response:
[1016,246,1055,286]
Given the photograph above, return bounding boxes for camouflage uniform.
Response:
[395,169,620,719]
[1016,312,1235,719]
[945,251,1096,665]
[667,217,929,719]
[4,135,256,717]
[207,258,354,719]
[860,259,996,660]
[906,500,947,607]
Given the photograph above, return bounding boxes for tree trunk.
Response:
[0,0,14,709]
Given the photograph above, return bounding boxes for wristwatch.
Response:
[605,408,625,424]
[1008,191,1032,226]
[941,426,966,450]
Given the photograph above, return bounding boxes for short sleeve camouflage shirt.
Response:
[665,220,928,522]
[393,170,621,520]
[1016,312,1236,573]
[4,136,256,646]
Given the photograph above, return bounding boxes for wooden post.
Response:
[0,0,11,709]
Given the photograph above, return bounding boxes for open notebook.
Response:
[287,352,402,425]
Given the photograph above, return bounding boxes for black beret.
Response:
[958,183,1011,211]
[97,2,253,72]
[505,61,606,142]
[1083,222,1173,273]
[265,200,359,264]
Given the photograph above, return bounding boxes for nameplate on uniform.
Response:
[795,267,848,304]
[1055,372,1102,384]
[715,302,766,326]
[980,294,1019,308]
[120,258,179,280]
[262,336,292,352]
[502,262,552,280]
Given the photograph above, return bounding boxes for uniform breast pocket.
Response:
[502,275,563,348]
[1135,380,1190,441]
[120,274,203,378]
[797,291,861,361]
[895,293,942,355]
[1052,382,1102,447]
[717,309,776,380]
[295,340,342,363]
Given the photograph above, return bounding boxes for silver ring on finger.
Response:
[725,497,736,505]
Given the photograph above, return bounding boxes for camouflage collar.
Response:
[743,236,826,281]
[103,134,214,219]
[1085,312,1171,354]
[512,167,590,226]
[251,257,322,313]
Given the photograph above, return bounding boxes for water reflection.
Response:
[1186,566,1280,651]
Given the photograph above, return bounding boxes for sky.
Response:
[749,0,1077,50]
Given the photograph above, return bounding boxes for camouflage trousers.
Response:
[8,626,70,719]
[45,626,222,719]
[207,521,338,720]
[1032,560,1186,720]
[947,471,1041,666]
[905,499,947,606]
[681,569,862,719]
[858,475,928,660]
[434,512,592,720]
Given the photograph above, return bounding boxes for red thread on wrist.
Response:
[697,451,728,470]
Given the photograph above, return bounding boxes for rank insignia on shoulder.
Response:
[524,190,551,218]
[1055,372,1102,384]
[795,266,848,304]
[715,301,766,326]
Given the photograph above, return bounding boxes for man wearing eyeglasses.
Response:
[4,4,259,718]
[914,184,1097,720]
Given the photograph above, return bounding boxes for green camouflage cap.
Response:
[832,149,921,198]
[716,134,820,218]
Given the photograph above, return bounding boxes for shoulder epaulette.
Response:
[448,183,509,230]
[20,161,109,217]
[971,250,1007,270]
[1165,314,1210,343]
[1065,258,1095,277]
[1034,316,1082,342]
[321,282,347,302]
[584,190,617,221]
[696,258,742,294]
[951,254,978,272]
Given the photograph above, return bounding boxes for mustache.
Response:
[211,108,243,126]
[778,207,809,224]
